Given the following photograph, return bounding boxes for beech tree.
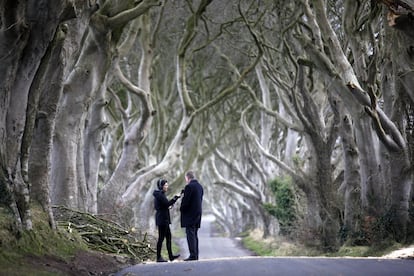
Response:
[0,0,97,230]
[1,0,413,253]
[238,0,414,246]
[0,0,163,230]
[204,0,414,248]
[114,0,264,230]
[51,0,162,212]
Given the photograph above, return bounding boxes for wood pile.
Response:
[53,206,156,261]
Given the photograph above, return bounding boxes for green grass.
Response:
[243,235,274,256]
[331,242,404,257]
[0,206,86,275]
[241,229,406,258]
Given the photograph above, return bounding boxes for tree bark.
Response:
[0,0,69,230]
[98,15,155,215]
[28,24,67,229]
[51,11,112,209]
[339,114,362,242]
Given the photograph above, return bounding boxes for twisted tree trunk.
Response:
[0,0,73,230]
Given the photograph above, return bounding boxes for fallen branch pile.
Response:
[53,206,155,261]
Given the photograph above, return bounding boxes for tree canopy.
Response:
[1,0,414,252]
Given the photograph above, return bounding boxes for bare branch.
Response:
[213,148,264,200]
[208,156,260,200]
[113,61,147,98]
[107,0,162,28]
[240,105,305,182]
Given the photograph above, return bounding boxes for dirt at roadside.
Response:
[24,250,139,276]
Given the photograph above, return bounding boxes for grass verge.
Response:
[241,228,408,258]
[0,206,86,275]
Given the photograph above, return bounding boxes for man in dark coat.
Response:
[153,179,181,262]
[180,171,204,261]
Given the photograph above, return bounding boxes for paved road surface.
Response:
[178,214,253,259]
[115,256,414,276]
[114,214,414,275]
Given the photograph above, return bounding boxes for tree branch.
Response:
[208,157,260,200]
[240,105,306,184]
[347,83,406,152]
[213,148,264,200]
[107,0,162,28]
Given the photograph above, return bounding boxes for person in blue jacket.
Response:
[153,179,181,262]
[180,171,204,261]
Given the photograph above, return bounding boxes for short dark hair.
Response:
[186,171,195,180]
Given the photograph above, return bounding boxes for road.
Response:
[177,214,253,259]
[114,214,414,276]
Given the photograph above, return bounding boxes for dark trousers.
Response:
[186,226,199,259]
[157,225,173,259]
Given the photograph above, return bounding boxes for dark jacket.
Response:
[180,179,203,228]
[153,190,179,226]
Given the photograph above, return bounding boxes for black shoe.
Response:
[157,257,168,262]
[169,254,180,261]
[184,257,197,261]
